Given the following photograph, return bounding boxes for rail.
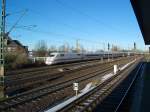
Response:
[0,58,135,111]
[114,62,145,112]
[46,58,140,112]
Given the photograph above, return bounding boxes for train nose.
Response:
[45,58,54,65]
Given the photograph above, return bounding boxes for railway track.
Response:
[6,59,103,78]
[55,58,143,112]
[6,58,116,76]
[6,57,131,80]
[5,59,108,95]
[93,62,144,112]
[0,57,135,112]
[5,57,131,95]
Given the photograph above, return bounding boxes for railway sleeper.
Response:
[0,59,136,111]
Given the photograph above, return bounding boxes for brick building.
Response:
[6,36,28,55]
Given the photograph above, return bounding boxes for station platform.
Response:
[140,62,150,112]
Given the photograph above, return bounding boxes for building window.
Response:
[7,47,12,52]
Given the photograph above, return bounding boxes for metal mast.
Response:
[76,39,80,53]
[0,0,6,85]
[0,0,5,76]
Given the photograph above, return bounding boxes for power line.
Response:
[15,26,105,45]
[6,9,28,17]
[6,23,37,30]
[19,12,106,46]
[55,0,132,36]
[12,26,106,51]
[28,9,93,37]
[7,9,28,34]
[18,8,112,49]
[7,4,125,51]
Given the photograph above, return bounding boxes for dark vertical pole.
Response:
[134,42,136,50]
[108,43,110,61]
[0,0,6,98]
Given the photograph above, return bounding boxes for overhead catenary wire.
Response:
[7,9,28,34]
[11,25,107,51]
[55,0,133,36]
[10,8,118,50]
[28,9,94,38]
[11,9,102,46]
[14,26,106,47]
[7,2,127,51]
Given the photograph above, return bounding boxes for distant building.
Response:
[6,36,28,55]
[28,51,37,58]
[28,50,49,57]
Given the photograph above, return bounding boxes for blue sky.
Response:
[2,0,147,50]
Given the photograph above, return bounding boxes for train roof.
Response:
[50,51,133,55]
[50,52,82,55]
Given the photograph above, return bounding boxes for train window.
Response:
[49,55,55,57]
[60,54,64,56]
[77,54,80,56]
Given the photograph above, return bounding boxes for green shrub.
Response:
[5,53,17,70]
[12,54,28,69]
[5,53,28,70]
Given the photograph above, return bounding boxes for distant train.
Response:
[45,52,134,65]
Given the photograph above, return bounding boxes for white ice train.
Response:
[45,52,132,65]
[45,52,82,65]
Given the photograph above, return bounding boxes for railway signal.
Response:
[108,43,110,61]
[114,65,118,74]
[134,42,136,50]
[76,39,80,53]
[73,82,79,96]
[108,43,110,51]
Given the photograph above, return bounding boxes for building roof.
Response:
[7,36,28,51]
[131,0,150,44]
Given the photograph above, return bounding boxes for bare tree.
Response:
[34,40,48,57]
[49,45,57,53]
[58,45,66,52]
[111,45,119,51]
